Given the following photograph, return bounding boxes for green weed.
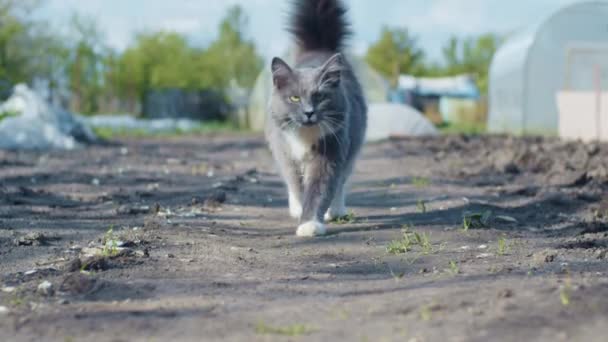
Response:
[331,211,356,224]
[102,226,119,257]
[462,210,492,231]
[416,200,427,213]
[387,226,433,255]
[448,260,460,275]
[412,177,431,188]
[497,236,508,256]
[255,322,314,336]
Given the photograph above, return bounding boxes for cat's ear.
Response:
[319,53,344,89]
[271,57,293,90]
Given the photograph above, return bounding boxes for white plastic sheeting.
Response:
[365,103,438,142]
[488,1,608,135]
[0,84,96,150]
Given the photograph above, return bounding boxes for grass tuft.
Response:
[255,322,314,336]
[462,210,492,231]
[331,211,356,225]
[387,226,433,255]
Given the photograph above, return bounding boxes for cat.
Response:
[265,0,367,237]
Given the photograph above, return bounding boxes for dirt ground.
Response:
[1,133,608,342]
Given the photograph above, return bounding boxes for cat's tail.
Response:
[288,0,351,54]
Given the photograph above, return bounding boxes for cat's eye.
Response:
[289,95,301,103]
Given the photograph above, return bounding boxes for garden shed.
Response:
[488,1,608,135]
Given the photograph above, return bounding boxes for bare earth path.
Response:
[1,133,608,342]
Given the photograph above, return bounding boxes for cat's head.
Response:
[269,53,345,132]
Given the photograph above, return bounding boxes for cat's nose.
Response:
[304,110,315,119]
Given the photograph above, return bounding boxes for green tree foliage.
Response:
[365,26,501,95]
[66,14,106,114]
[439,34,501,93]
[204,5,263,89]
[365,27,425,85]
[0,0,67,91]
[105,4,263,115]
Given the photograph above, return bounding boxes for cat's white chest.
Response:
[283,126,321,161]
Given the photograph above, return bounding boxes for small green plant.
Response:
[387,226,433,255]
[332,211,356,224]
[416,200,427,213]
[414,231,433,254]
[448,260,460,276]
[102,226,119,257]
[412,177,430,188]
[497,236,508,256]
[255,322,314,336]
[419,305,432,321]
[560,275,572,307]
[387,228,414,254]
[462,210,492,231]
[389,266,405,281]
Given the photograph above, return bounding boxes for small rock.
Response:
[1,286,16,293]
[81,256,110,271]
[166,253,175,258]
[478,244,488,250]
[476,253,492,259]
[24,269,38,276]
[81,247,103,257]
[116,205,151,215]
[59,273,96,295]
[63,258,82,273]
[120,147,129,155]
[37,281,55,297]
[532,249,557,265]
[497,289,514,298]
[13,232,49,246]
[91,178,100,186]
[135,249,149,258]
[495,215,518,224]
[0,306,8,315]
[203,191,227,209]
[595,249,608,260]
[459,246,471,251]
[532,249,557,266]
[57,299,70,305]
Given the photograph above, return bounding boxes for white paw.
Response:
[324,206,348,221]
[296,221,327,237]
[289,202,302,219]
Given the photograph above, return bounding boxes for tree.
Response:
[439,34,501,94]
[366,27,425,85]
[66,14,107,114]
[203,5,263,89]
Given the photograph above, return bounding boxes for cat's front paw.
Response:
[296,220,327,237]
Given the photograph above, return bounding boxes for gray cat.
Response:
[265,0,367,237]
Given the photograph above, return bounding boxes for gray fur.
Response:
[264,0,367,235]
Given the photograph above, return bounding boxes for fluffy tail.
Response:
[288,0,351,53]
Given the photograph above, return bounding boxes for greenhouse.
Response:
[488,1,608,135]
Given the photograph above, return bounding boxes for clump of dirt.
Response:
[12,232,57,246]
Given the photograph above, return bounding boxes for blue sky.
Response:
[39,0,579,62]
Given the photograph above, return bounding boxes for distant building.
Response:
[392,74,480,125]
[488,1,608,136]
